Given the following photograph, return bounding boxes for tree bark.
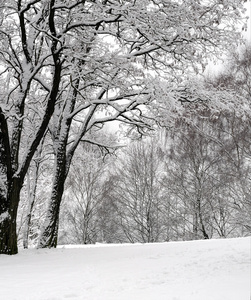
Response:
[38,141,68,248]
[0,179,22,255]
[0,108,20,254]
[23,167,39,249]
[23,138,44,249]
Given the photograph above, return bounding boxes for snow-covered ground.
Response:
[0,237,250,300]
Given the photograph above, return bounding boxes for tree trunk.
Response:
[37,193,61,248]
[22,180,37,249]
[0,216,17,255]
[23,141,43,249]
[193,210,199,240]
[38,143,67,248]
[0,113,21,254]
[0,179,22,255]
[199,212,209,239]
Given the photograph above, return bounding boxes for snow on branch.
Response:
[0,211,10,224]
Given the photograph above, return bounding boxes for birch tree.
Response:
[0,0,247,254]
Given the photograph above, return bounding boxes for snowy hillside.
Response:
[0,237,250,300]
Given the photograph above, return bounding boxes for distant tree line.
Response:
[56,108,251,245]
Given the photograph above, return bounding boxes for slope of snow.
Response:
[0,237,250,300]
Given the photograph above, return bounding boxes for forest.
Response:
[0,0,250,254]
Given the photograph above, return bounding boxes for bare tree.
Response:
[103,139,167,243]
[58,143,108,245]
[163,106,251,239]
[207,45,251,235]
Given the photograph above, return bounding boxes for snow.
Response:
[0,211,10,223]
[0,237,250,300]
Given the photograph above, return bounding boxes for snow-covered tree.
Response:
[0,0,64,254]
[0,0,247,254]
[38,0,249,248]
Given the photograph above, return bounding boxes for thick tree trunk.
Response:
[37,195,61,248]
[37,172,66,248]
[38,144,67,248]
[0,179,22,255]
[0,113,20,254]
[0,210,18,255]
